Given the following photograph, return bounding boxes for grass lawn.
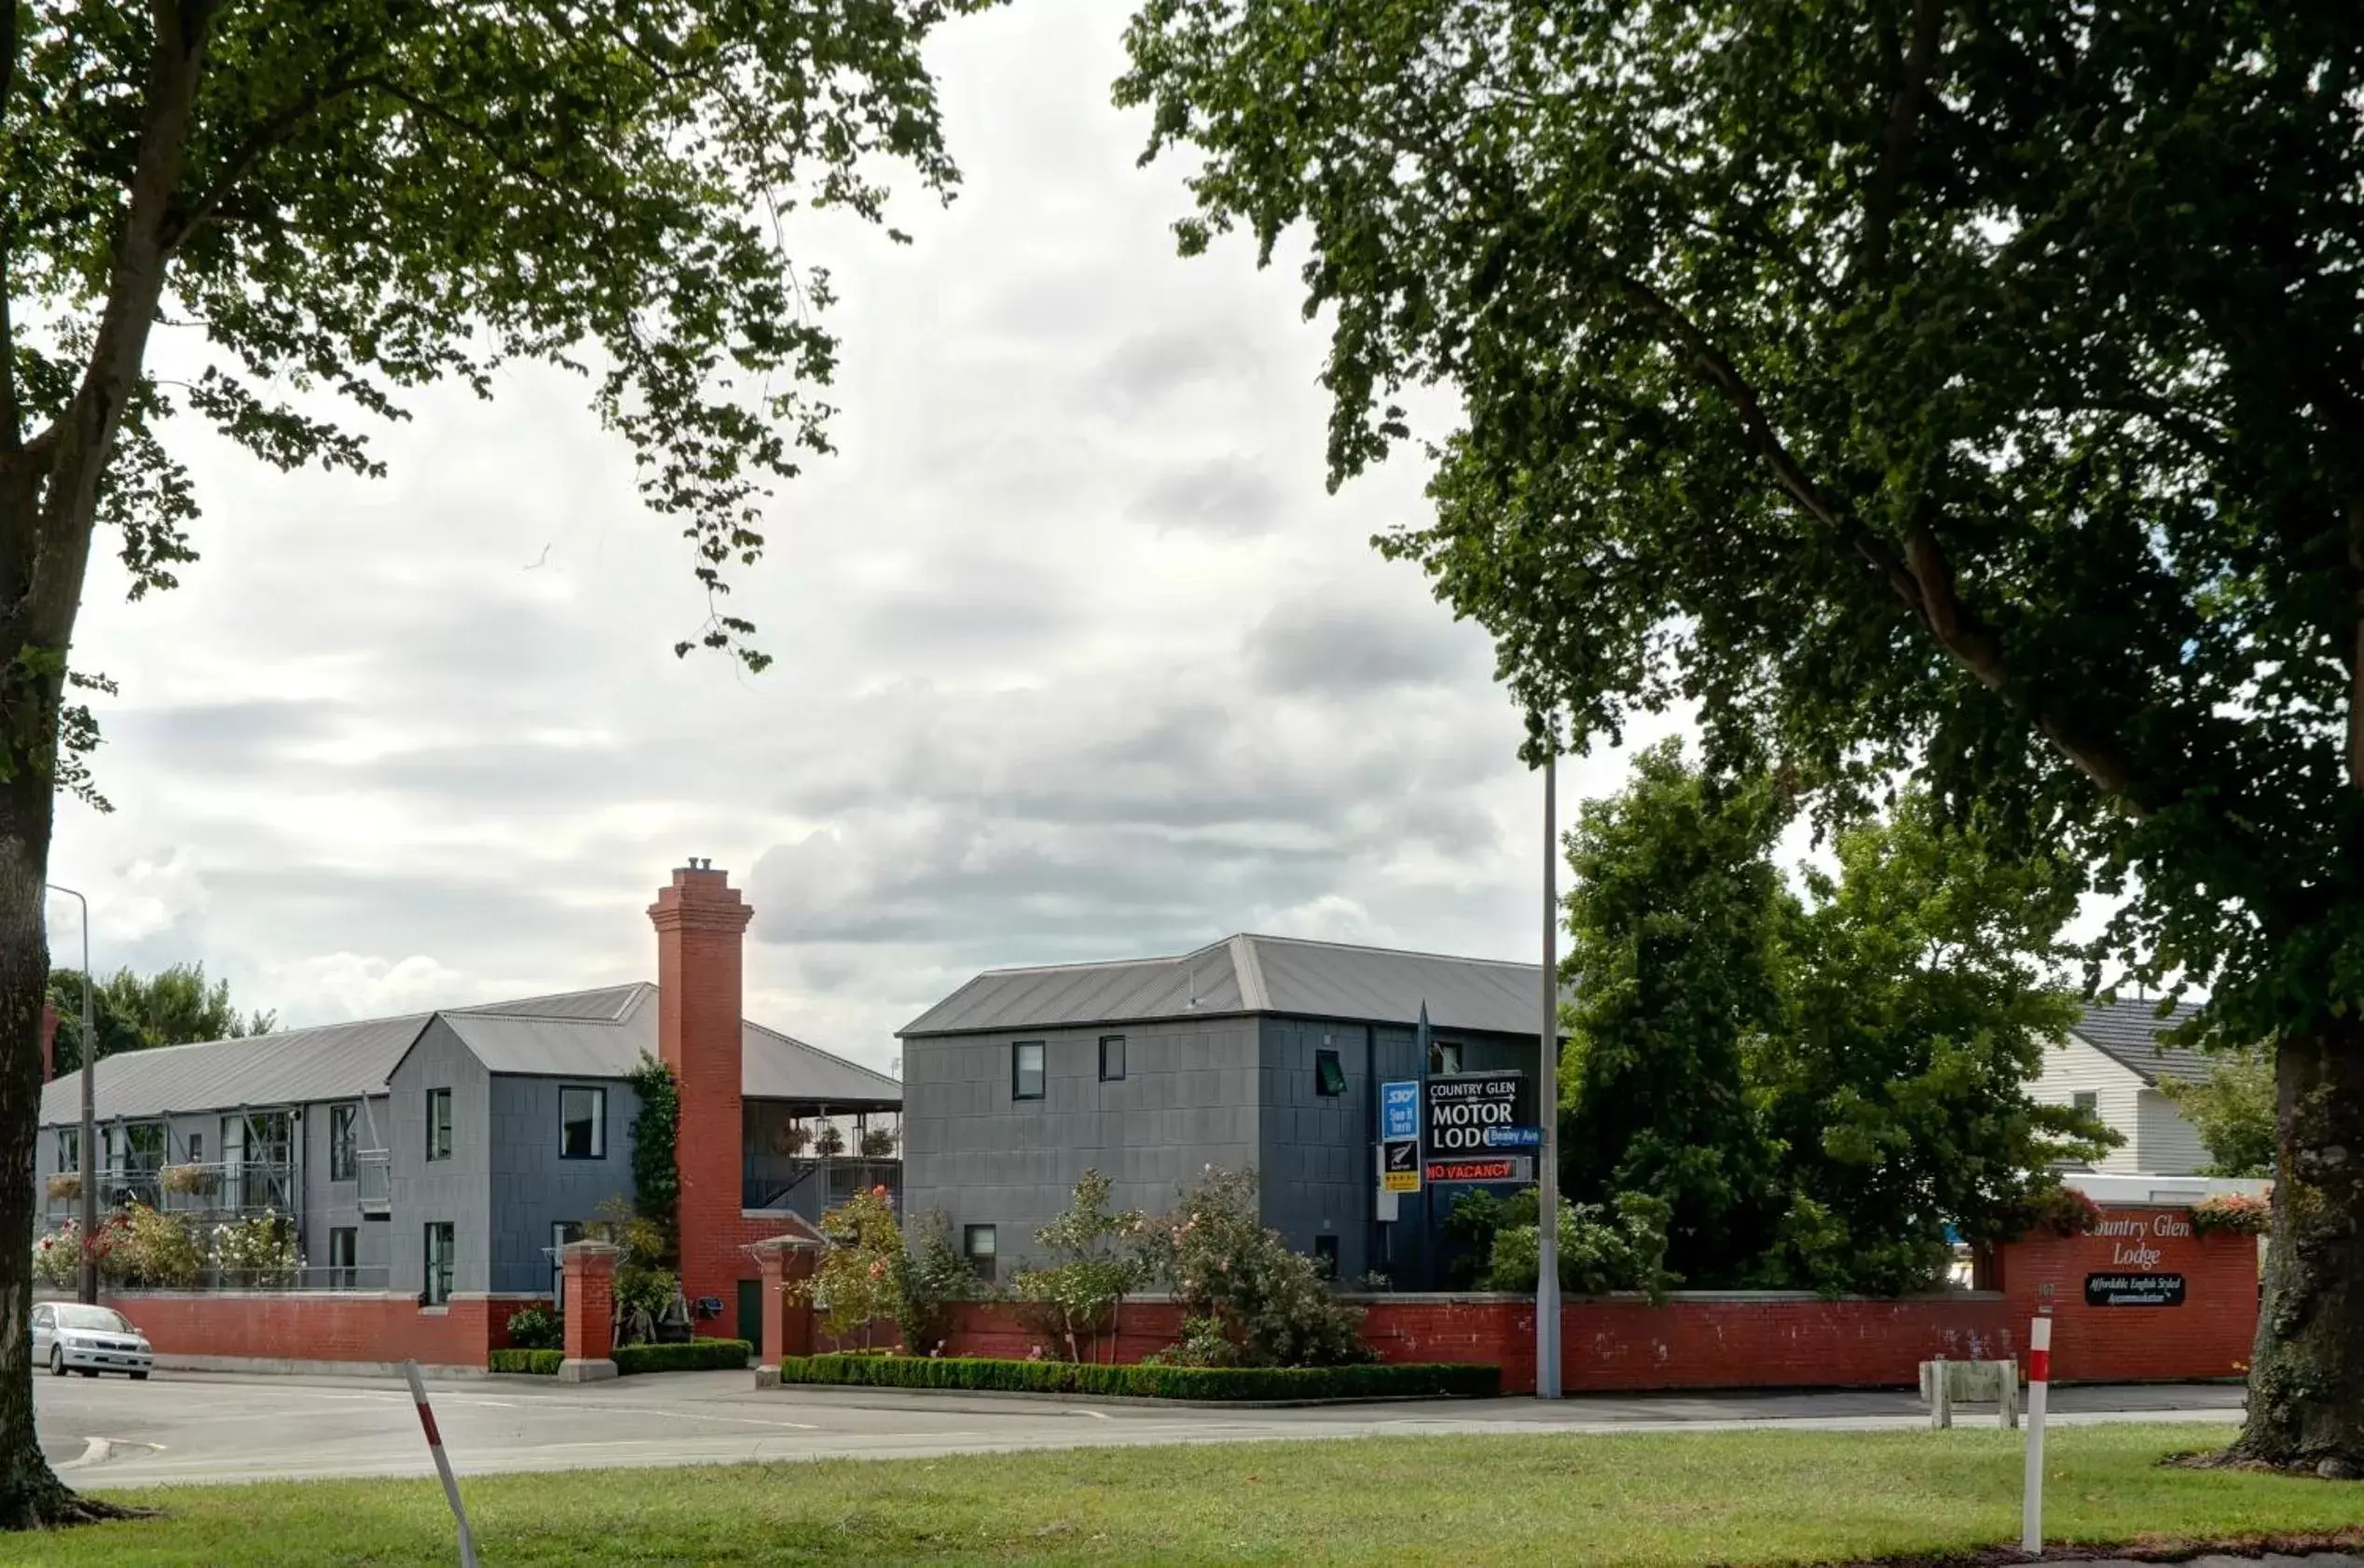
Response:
[7,1423,2360,1566]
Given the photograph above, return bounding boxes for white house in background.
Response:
[2031,997,2214,1176]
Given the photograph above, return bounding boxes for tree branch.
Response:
[0,0,21,456]
[163,73,391,256]
[1857,0,1945,287]
[2349,506,2363,793]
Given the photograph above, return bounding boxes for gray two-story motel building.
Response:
[897,934,1560,1287]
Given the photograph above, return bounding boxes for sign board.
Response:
[1427,1155,1532,1185]
[1381,1081,1421,1143]
[1426,1071,1522,1154]
[2084,1272,2186,1307]
[1381,1137,1422,1193]
[1482,1125,1541,1149]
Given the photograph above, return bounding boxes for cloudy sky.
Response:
[43,0,1687,1074]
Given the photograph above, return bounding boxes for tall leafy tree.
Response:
[1120,0,2364,1471]
[2158,1050,2280,1180]
[1,0,991,1527]
[1558,739,1788,1283]
[1755,791,2113,1295]
[47,962,274,1074]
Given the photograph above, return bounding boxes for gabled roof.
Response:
[2070,997,2210,1087]
[40,983,898,1126]
[900,933,1562,1039]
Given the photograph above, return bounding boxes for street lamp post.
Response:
[1535,750,1562,1398]
[45,884,97,1305]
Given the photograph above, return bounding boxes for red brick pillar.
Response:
[558,1241,621,1382]
[38,1004,57,1084]
[649,864,755,1342]
[752,1237,821,1367]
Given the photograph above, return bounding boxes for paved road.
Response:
[34,1369,2247,1490]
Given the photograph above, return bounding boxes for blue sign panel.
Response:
[1483,1125,1542,1149]
[1381,1080,1421,1142]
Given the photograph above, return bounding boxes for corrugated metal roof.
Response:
[42,983,899,1125]
[38,1013,430,1125]
[2071,997,2210,1086]
[900,934,1562,1038]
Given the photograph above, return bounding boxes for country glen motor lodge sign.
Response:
[2086,1211,2194,1308]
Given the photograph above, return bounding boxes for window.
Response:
[1313,1234,1340,1280]
[426,1088,453,1162]
[220,1113,245,1169]
[1315,1049,1347,1097]
[328,1228,357,1289]
[559,1086,607,1159]
[2072,1091,2099,1115]
[552,1221,585,1310]
[186,1132,203,1164]
[1099,1035,1126,1081]
[31,1305,50,1331]
[330,1103,359,1182]
[54,1128,77,1175]
[1011,1041,1046,1101]
[963,1224,997,1285]
[1429,1039,1464,1077]
[423,1222,456,1306]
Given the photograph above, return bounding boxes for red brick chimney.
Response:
[38,1003,57,1084]
[649,861,753,1337]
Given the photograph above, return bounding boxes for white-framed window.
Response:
[2072,1091,2099,1115]
[559,1086,606,1160]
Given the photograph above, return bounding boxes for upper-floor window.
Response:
[1011,1041,1046,1101]
[1428,1039,1464,1077]
[426,1088,453,1162]
[559,1086,607,1160]
[1099,1035,1126,1082]
[54,1128,77,1175]
[330,1103,360,1182]
[186,1131,203,1164]
[1315,1048,1347,1097]
[2072,1091,2099,1115]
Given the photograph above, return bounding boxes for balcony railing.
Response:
[743,1157,901,1219]
[354,1148,392,1216]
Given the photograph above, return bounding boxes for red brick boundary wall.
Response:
[59,1290,542,1368]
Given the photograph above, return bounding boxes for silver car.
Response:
[32,1303,153,1380]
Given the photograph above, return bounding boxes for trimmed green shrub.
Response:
[773,1354,1499,1401]
[613,1338,752,1374]
[489,1348,563,1375]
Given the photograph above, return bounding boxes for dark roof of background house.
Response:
[900,933,1567,1039]
[2070,997,2210,1086]
[39,983,897,1125]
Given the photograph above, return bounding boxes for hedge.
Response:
[613,1338,752,1374]
[773,1355,1501,1401]
[489,1349,563,1375]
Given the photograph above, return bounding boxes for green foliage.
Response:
[894,1211,979,1356]
[1752,790,2118,1293]
[2159,1050,2280,1180]
[792,1187,904,1347]
[773,1354,1500,1401]
[1559,741,1792,1281]
[2007,1185,2106,1241]
[1138,1167,1370,1369]
[1473,1193,1678,1302]
[1000,1170,1148,1363]
[592,1193,678,1340]
[488,1348,565,1376]
[614,1339,752,1375]
[46,965,275,1075]
[622,1055,680,1265]
[503,1308,562,1353]
[208,1211,299,1287]
[1140,1315,1239,1369]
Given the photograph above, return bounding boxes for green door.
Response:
[736,1278,763,1357]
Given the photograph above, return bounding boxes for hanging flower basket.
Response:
[815,1123,846,1157]
[161,1163,219,1197]
[45,1174,80,1204]
[771,1121,812,1157]
[2191,1191,2271,1236]
[859,1127,897,1159]
[2015,1184,2104,1239]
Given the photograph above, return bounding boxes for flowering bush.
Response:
[1001,1171,1147,1363]
[160,1163,219,1197]
[1139,1166,1371,1369]
[1140,1314,1238,1369]
[2191,1191,2272,1236]
[505,1306,562,1351]
[44,1174,79,1204]
[211,1210,298,1286]
[2011,1183,2105,1239]
[32,1222,81,1288]
[896,1210,978,1354]
[794,1186,903,1347]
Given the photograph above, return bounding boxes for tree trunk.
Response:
[2232,1014,2364,1474]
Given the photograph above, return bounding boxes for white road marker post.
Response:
[2021,1318,2052,1556]
[404,1359,481,1568]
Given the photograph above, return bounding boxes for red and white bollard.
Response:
[404,1360,481,1568]
[2021,1317,2052,1554]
